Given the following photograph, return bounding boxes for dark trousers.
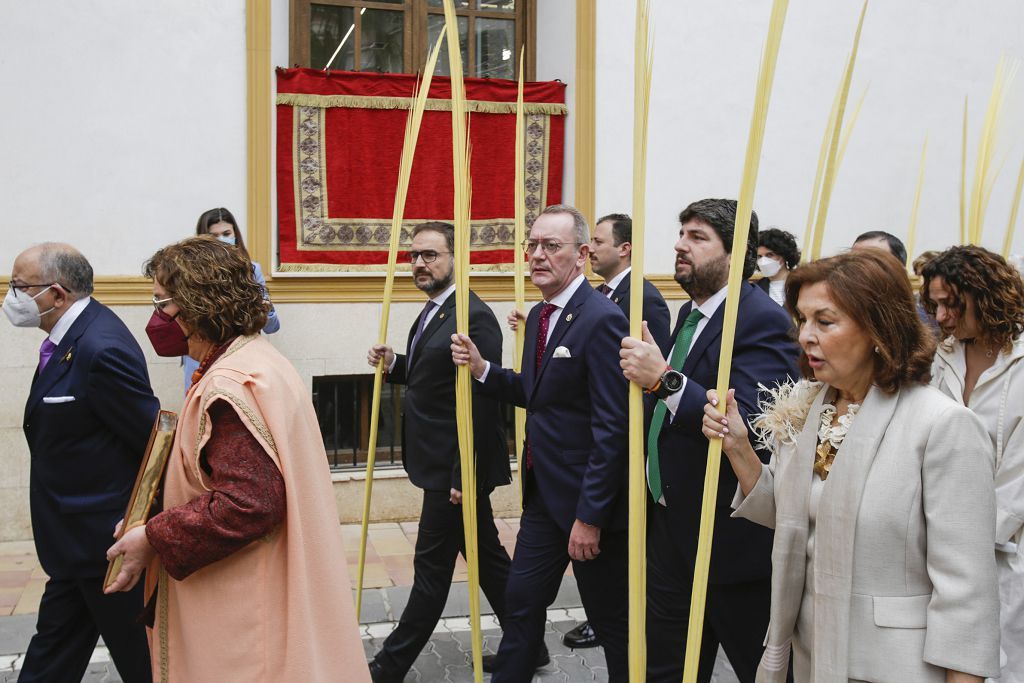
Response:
[491,497,628,683]
[646,501,772,683]
[19,575,151,683]
[373,489,512,680]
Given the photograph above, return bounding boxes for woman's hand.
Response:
[104,525,156,593]
[703,388,763,496]
[702,388,749,455]
[506,309,525,332]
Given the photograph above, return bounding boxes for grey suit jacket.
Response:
[733,382,1000,682]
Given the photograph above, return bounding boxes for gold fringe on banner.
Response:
[354,31,447,622]
[905,136,928,270]
[682,0,789,681]
[513,49,528,508]
[628,2,653,680]
[276,92,567,115]
[443,1,485,679]
[810,0,869,261]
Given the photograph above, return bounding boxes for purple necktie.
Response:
[597,283,613,296]
[407,300,437,367]
[38,338,57,372]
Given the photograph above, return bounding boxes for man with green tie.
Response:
[619,198,799,683]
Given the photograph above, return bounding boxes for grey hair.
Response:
[36,243,94,297]
[539,204,590,245]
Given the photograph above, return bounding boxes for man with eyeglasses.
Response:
[364,221,526,683]
[452,204,630,682]
[4,243,157,682]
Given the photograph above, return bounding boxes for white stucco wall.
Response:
[594,0,1024,267]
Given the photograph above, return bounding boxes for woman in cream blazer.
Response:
[704,251,1000,682]
[922,245,1024,682]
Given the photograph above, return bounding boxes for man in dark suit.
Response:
[453,204,630,682]
[366,222,523,682]
[620,199,799,683]
[6,243,157,682]
[560,211,673,650]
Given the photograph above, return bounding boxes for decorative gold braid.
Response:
[158,568,169,683]
[276,93,567,115]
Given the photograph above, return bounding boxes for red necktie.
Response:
[527,303,559,469]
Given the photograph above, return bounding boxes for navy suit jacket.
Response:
[23,299,159,579]
[482,281,629,534]
[389,290,510,493]
[609,275,672,357]
[654,282,799,584]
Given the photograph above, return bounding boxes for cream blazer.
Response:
[733,382,1000,682]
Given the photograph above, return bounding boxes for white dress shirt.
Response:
[48,296,92,346]
[664,284,729,418]
[604,267,631,296]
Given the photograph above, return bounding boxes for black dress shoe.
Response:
[562,621,599,649]
[368,659,401,683]
[480,648,551,674]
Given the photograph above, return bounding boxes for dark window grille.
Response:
[313,374,516,471]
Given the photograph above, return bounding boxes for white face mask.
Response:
[3,285,54,328]
[217,235,236,246]
[757,256,783,278]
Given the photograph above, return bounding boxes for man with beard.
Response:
[619,198,799,683]
[365,221,526,682]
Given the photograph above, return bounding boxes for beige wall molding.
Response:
[0,275,692,305]
[247,0,273,278]
[574,0,596,226]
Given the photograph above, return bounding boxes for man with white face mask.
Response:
[5,243,157,682]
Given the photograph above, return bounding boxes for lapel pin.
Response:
[565,313,573,322]
[61,349,73,364]
[439,312,446,320]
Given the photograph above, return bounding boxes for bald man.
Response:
[5,244,157,682]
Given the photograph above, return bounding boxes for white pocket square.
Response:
[552,346,572,358]
[42,396,76,404]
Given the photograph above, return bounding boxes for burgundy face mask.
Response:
[145,309,189,357]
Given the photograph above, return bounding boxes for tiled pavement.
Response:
[0,522,738,682]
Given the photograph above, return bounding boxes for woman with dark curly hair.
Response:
[921,245,1024,682]
[703,250,999,681]
[105,237,369,682]
[756,228,800,305]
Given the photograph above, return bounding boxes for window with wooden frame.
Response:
[290,0,535,80]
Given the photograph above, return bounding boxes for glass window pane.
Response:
[427,0,470,7]
[361,8,404,73]
[311,4,355,70]
[479,0,515,10]
[476,17,514,79]
[427,14,469,76]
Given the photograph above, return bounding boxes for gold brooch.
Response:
[814,439,836,480]
[61,349,73,364]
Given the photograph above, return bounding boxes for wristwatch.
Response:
[651,368,683,400]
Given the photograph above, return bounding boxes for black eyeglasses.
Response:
[408,250,450,264]
[8,281,63,294]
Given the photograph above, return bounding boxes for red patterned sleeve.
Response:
[146,399,287,580]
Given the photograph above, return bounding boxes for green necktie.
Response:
[647,307,704,501]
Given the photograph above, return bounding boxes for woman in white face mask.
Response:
[756,228,800,306]
[185,207,281,391]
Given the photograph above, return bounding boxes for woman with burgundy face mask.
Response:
[105,237,370,682]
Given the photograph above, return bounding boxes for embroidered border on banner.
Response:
[291,105,550,256]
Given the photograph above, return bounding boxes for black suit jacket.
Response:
[481,281,630,534]
[389,290,511,493]
[608,275,672,356]
[24,300,159,579]
[654,283,799,584]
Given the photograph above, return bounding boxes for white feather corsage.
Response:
[750,379,824,452]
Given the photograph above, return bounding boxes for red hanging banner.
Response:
[275,68,566,272]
